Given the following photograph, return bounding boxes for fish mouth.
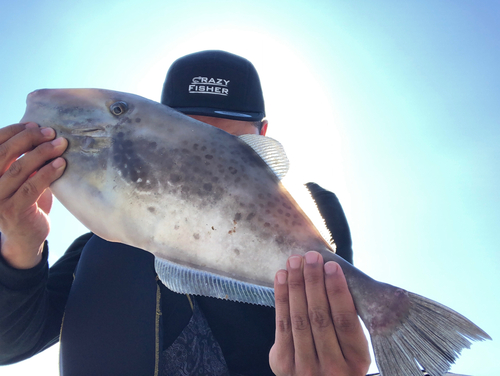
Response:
[70,127,108,138]
[66,127,111,154]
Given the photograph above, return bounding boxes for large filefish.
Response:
[20,89,490,376]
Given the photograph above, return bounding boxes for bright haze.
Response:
[1,1,498,375]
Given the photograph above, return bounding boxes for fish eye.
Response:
[110,101,129,116]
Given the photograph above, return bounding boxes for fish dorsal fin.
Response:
[238,134,289,179]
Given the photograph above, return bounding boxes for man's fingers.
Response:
[12,157,66,213]
[325,261,371,369]
[303,252,344,364]
[286,255,318,368]
[270,269,294,374]
[0,123,33,145]
[0,123,56,175]
[1,137,67,201]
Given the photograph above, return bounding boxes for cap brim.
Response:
[174,107,264,121]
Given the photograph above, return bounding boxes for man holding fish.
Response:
[0,51,370,375]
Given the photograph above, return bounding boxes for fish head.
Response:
[21,87,175,165]
[21,89,137,174]
[20,88,198,241]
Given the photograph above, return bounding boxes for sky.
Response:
[0,0,498,375]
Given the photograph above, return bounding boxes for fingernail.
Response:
[288,256,302,269]
[52,157,65,169]
[25,122,39,129]
[324,262,339,275]
[305,251,319,264]
[277,270,287,284]
[51,137,64,146]
[41,127,55,137]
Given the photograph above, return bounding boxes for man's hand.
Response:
[270,251,370,376]
[0,123,67,269]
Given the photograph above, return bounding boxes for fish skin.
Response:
[20,88,491,376]
[21,88,329,287]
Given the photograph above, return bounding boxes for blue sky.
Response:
[1,1,498,375]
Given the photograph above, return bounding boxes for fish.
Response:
[19,88,491,376]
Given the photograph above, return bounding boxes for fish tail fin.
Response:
[366,289,491,376]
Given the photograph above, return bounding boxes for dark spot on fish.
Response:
[234,213,242,221]
[211,226,215,230]
[235,177,241,183]
[264,222,271,227]
[211,176,219,183]
[276,236,284,244]
[267,202,275,208]
[203,183,212,191]
[285,213,291,218]
[201,146,207,151]
[193,233,200,240]
[148,207,155,213]
[149,141,157,149]
[274,224,279,228]
[265,210,270,214]
[135,118,141,123]
[181,148,190,154]
[246,212,256,221]
[205,154,213,160]
[234,248,240,256]
[193,143,199,150]
[174,225,180,230]
[170,174,181,183]
[130,169,139,182]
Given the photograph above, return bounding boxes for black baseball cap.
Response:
[161,50,266,121]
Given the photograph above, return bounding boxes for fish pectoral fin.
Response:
[238,134,289,179]
[154,257,275,307]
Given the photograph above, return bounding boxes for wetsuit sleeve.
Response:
[0,232,92,364]
[306,182,354,264]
